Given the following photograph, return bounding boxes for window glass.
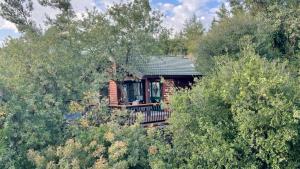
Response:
[150,82,160,98]
[125,81,144,102]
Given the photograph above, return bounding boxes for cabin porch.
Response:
[108,77,193,124]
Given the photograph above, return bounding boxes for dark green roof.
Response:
[134,56,202,77]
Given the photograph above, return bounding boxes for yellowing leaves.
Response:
[80,119,90,128]
[93,156,108,169]
[104,131,115,142]
[69,101,84,113]
[108,141,128,161]
[293,110,300,119]
[27,149,46,168]
[0,111,6,117]
[148,145,158,155]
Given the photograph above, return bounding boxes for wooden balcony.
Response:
[109,103,171,125]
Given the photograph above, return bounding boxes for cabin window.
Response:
[150,82,161,103]
[124,81,144,103]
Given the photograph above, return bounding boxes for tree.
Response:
[27,123,154,169]
[181,15,204,56]
[216,3,229,21]
[103,0,164,104]
[196,14,272,73]
[26,92,155,169]
[0,0,35,32]
[0,10,112,168]
[228,0,300,55]
[163,47,300,168]
[38,0,72,13]
[106,0,163,74]
[0,0,73,33]
[210,17,217,29]
[0,0,165,167]
[228,0,244,15]
[200,1,300,74]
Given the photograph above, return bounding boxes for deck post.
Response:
[145,78,150,103]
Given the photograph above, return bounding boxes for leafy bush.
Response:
[166,47,300,168]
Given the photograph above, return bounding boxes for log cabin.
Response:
[109,56,202,125]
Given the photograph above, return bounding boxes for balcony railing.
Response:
[109,103,171,124]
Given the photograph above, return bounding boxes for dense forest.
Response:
[0,0,300,168]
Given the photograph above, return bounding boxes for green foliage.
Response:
[216,3,229,21]
[106,0,164,80]
[197,1,300,74]
[156,29,186,56]
[27,113,155,169]
[1,1,300,169]
[197,14,269,73]
[181,15,204,56]
[0,1,165,167]
[0,0,74,32]
[38,0,72,13]
[0,0,35,32]
[165,48,300,168]
[0,9,111,169]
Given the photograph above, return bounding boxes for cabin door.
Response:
[150,81,161,103]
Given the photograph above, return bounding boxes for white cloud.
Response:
[158,0,225,32]
[71,0,96,11]
[0,18,18,32]
[31,0,60,28]
[98,0,132,9]
[158,3,175,12]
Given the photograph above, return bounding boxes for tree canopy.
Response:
[0,0,300,169]
[164,48,300,168]
[196,0,300,73]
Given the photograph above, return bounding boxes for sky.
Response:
[0,0,225,45]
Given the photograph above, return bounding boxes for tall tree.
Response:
[182,15,204,56]
[38,0,72,13]
[210,17,218,29]
[228,0,244,15]
[104,0,163,103]
[196,13,274,73]
[0,9,112,168]
[0,0,166,166]
[0,0,35,32]
[229,0,300,71]
[107,0,162,71]
[0,0,74,33]
[216,3,230,21]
